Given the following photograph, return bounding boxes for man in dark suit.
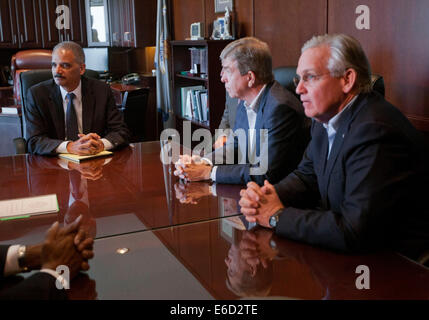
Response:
[239,34,429,259]
[25,41,130,155]
[174,37,308,185]
[0,216,94,299]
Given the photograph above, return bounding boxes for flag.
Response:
[155,0,174,128]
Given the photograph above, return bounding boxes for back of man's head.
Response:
[53,41,86,65]
[220,37,274,84]
[302,34,372,93]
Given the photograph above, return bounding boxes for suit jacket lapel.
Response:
[254,82,272,155]
[49,83,66,140]
[81,77,95,134]
[323,95,367,197]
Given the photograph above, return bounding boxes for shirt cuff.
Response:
[210,166,218,181]
[201,157,213,166]
[40,268,69,289]
[56,141,70,154]
[3,245,21,276]
[102,138,113,151]
[209,183,217,196]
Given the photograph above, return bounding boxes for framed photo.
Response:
[214,0,233,13]
[211,17,225,40]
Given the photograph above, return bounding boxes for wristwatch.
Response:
[17,245,29,272]
[269,209,282,228]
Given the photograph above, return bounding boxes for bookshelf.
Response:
[171,40,232,140]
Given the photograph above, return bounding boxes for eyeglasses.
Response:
[293,72,331,87]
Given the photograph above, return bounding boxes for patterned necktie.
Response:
[66,92,78,141]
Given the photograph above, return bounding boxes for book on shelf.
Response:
[180,85,205,120]
[200,91,209,122]
[58,150,113,163]
[1,105,21,115]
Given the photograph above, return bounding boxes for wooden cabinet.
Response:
[0,113,22,157]
[39,0,87,48]
[59,0,87,46]
[39,0,62,48]
[0,0,18,48]
[0,0,86,49]
[109,0,156,48]
[171,40,231,138]
[0,0,43,48]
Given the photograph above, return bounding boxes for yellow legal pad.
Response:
[58,150,113,163]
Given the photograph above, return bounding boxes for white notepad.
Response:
[0,194,59,220]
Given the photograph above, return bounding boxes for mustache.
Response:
[54,74,65,79]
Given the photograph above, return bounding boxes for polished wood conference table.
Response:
[0,142,428,300]
[0,142,242,244]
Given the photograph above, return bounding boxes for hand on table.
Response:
[239,180,284,228]
[67,133,104,155]
[174,154,212,182]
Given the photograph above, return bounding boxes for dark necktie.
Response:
[66,92,79,141]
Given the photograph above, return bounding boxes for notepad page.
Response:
[0,194,59,218]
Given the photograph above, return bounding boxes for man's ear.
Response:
[342,68,357,94]
[80,63,86,76]
[247,71,256,87]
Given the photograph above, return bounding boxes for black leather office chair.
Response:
[273,66,298,98]
[14,69,100,154]
[119,87,150,143]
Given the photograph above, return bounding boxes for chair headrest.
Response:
[371,74,385,97]
[14,50,52,69]
[273,66,298,98]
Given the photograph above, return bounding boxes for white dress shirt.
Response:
[4,245,65,286]
[55,81,113,153]
[209,85,266,181]
[322,95,358,159]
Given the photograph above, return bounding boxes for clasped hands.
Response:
[27,215,94,280]
[239,180,284,228]
[174,154,212,182]
[67,133,104,156]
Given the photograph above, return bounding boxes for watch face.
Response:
[269,215,277,228]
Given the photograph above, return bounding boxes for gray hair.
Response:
[220,37,274,84]
[302,34,372,93]
[53,41,85,64]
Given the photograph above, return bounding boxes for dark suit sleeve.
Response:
[215,100,306,185]
[274,121,420,252]
[0,272,67,300]
[102,86,130,148]
[0,245,10,280]
[26,87,65,155]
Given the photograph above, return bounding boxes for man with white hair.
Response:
[239,34,429,259]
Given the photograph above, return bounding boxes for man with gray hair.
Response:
[26,41,130,155]
[239,34,429,260]
[174,37,308,186]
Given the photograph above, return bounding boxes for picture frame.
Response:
[211,17,226,40]
[214,0,233,13]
